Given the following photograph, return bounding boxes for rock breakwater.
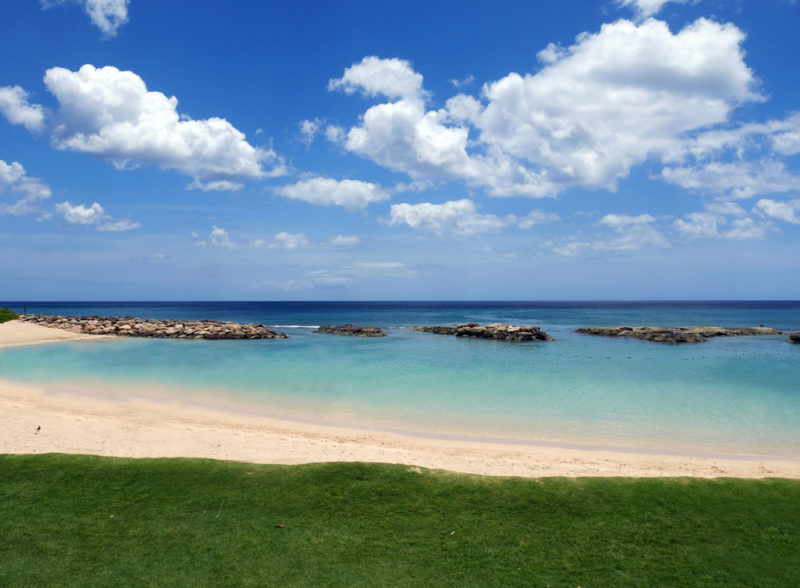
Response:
[789,332,800,343]
[576,325,783,344]
[314,324,386,337]
[19,314,288,340]
[414,323,553,341]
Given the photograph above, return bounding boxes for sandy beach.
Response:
[0,320,113,349]
[1,320,798,478]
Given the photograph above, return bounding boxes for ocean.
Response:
[1,301,798,458]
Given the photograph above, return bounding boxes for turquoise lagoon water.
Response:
[1,301,799,457]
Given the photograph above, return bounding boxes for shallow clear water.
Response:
[1,301,799,456]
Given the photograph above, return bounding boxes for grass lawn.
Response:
[0,307,18,323]
[1,454,798,586]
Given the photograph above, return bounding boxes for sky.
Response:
[1,0,799,301]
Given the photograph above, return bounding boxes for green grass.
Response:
[0,307,19,323]
[1,455,798,587]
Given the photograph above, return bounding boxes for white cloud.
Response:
[599,213,657,229]
[21,64,285,189]
[615,0,692,20]
[299,118,322,147]
[705,201,747,216]
[330,235,361,246]
[555,213,668,255]
[209,225,236,249]
[449,75,475,89]
[253,232,310,250]
[207,227,312,251]
[187,180,244,192]
[41,0,129,37]
[325,125,346,144]
[478,18,759,192]
[0,86,47,132]
[673,202,769,239]
[328,56,426,103]
[0,160,52,216]
[754,198,800,224]
[56,201,107,224]
[84,0,129,37]
[275,177,389,211]
[661,160,800,199]
[330,20,760,199]
[768,112,800,156]
[724,217,768,240]
[55,200,139,231]
[673,212,723,238]
[388,198,557,237]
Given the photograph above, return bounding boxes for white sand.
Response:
[1,319,798,478]
[0,320,112,348]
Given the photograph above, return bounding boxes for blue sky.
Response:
[1,0,799,300]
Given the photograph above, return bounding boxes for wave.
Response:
[269,325,320,329]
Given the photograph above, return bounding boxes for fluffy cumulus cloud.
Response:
[0,160,52,216]
[3,65,284,190]
[388,199,557,237]
[327,56,426,102]
[329,18,761,199]
[328,58,553,197]
[274,177,389,211]
[478,18,759,192]
[0,86,46,132]
[41,0,130,37]
[55,200,140,231]
[554,213,669,256]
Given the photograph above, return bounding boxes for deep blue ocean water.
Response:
[1,301,798,457]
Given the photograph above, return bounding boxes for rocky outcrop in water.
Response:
[575,325,783,344]
[19,314,288,340]
[414,323,553,341]
[789,332,800,343]
[314,324,386,337]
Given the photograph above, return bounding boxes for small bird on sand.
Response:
[35,426,41,434]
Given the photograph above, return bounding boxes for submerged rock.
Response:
[414,323,553,341]
[314,324,386,337]
[18,314,288,340]
[575,325,783,344]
